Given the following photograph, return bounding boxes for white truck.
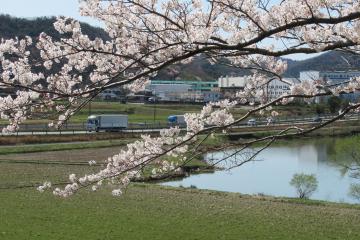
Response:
[87,114,128,132]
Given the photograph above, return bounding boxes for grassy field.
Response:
[1,141,360,239]
[1,184,360,240]
[0,142,211,187]
[0,139,133,155]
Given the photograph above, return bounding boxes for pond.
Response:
[163,137,360,203]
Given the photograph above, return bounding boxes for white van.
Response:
[247,118,257,126]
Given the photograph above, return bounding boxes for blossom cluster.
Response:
[185,100,237,133]
[42,127,192,197]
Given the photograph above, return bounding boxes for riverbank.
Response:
[1,183,359,240]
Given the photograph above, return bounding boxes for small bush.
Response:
[290,173,318,199]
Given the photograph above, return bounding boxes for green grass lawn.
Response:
[1,184,360,240]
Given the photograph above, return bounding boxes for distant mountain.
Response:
[284,51,360,77]
[0,14,109,40]
[0,15,110,87]
[154,56,251,81]
[155,51,360,81]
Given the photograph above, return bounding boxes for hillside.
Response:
[0,14,109,40]
[155,51,360,81]
[154,56,251,81]
[0,15,110,86]
[284,51,360,77]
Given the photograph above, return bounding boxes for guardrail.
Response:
[0,122,182,132]
[0,122,188,136]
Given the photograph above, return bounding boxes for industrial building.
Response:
[217,76,247,99]
[150,80,218,92]
[217,76,300,101]
[147,80,221,102]
[266,78,300,100]
[300,70,360,102]
[147,83,192,102]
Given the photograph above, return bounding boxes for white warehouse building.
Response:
[218,76,248,88]
[218,75,299,101]
[147,83,192,101]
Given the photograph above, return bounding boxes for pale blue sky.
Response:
[0,0,318,60]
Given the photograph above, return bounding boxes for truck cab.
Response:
[87,115,99,132]
[168,115,186,127]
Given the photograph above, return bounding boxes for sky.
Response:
[0,0,319,61]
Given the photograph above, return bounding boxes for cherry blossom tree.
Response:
[2,0,360,197]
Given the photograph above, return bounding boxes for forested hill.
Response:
[0,14,109,40]
[153,56,251,81]
[1,15,360,81]
[284,51,360,77]
[154,51,360,80]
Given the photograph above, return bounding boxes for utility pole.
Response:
[88,100,92,115]
[153,92,156,124]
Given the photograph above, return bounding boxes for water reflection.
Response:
[163,138,359,203]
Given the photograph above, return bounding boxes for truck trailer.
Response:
[87,114,128,132]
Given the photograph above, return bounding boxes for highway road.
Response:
[0,128,169,136]
[2,114,359,136]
